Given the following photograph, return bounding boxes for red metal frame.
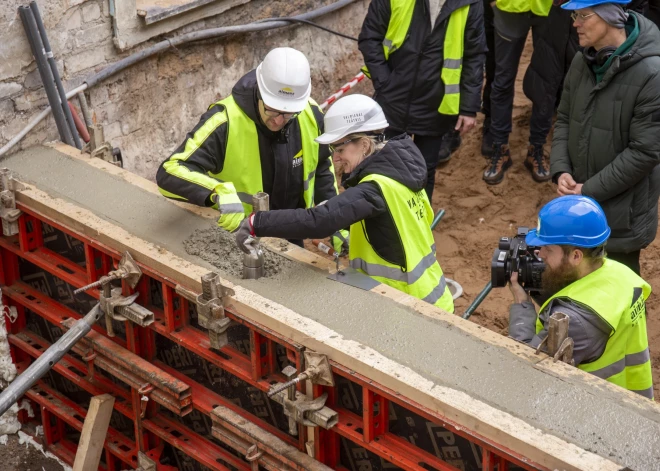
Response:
[0,205,548,471]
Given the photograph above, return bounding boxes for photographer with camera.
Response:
[507,196,653,399]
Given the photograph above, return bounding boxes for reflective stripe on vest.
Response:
[496,0,552,16]
[348,173,454,313]
[536,259,653,399]
[438,5,469,115]
[361,0,416,78]
[210,95,322,214]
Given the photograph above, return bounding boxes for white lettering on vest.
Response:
[293,157,303,168]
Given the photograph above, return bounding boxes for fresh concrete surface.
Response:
[3,146,660,470]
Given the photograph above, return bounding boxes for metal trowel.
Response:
[311,239,380,291]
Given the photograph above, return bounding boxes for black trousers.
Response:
[385,128,445,202]
[481,0,495,118]
[607,251,641,276]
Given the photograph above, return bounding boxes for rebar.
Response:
[267,376,302,398]
[73,275,117,295]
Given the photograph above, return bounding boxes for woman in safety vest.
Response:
[234,94,454,313]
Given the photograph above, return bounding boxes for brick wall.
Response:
[0,0,372,179]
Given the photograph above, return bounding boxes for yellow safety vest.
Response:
[349,173,454,313]
[496,0,552,16]
[361,0,470,116]
[210,96,323,214]
[438,5,470,115]
[537,259,653,399]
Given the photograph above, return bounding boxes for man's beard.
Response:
[541,260,580,298]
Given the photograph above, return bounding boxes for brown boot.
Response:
[483,143,513,185]
[525,144,552,182]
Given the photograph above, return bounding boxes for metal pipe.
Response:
[431,209,445,230]
[18,6,74,147]
[68,102,90,143]
[0,304,103,417]
[29,1,82,149]
[77,92,93,127]
[2,0,359,157]
[462,281,492,320]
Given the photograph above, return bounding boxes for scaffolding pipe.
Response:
[29,1,82,149]
[0,304,103,417]
[18,6,74,147]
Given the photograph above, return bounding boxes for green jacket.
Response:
[550,12,660,253]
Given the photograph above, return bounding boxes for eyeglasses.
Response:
[570,11,597,22]
[329,137,360,154]
[262,104,298,120]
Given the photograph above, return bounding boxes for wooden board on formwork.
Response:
[17,144,646,470]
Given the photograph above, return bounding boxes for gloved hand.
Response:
[212,182,245,232]
[330,229,349,255]
[234,213,257,255]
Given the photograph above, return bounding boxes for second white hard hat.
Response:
[256,47,311,113]
[316,94,389,145]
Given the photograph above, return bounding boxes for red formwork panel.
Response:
[0,206,545,471]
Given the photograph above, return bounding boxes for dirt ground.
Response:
[310,38,660,400]
[0,431,67,471]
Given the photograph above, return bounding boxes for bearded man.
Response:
[507,196,653,399]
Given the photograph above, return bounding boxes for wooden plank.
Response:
[72,394,116,471]
[9,177,627,471]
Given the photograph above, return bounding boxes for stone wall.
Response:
[0,0,373,179]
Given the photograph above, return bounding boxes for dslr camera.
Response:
[491,227,545,295]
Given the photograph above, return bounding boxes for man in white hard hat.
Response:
[157,47,345,250]
[234,94,454,312]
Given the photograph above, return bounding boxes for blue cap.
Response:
[525,195,611,248]
[561,0,630,10]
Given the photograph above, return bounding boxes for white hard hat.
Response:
[256,47,311,113]
[316,94,389,145]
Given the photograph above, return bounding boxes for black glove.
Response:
[234,213,257,255]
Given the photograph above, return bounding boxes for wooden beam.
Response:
[72,394,115,471]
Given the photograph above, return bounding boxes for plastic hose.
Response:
[0,0,359,158]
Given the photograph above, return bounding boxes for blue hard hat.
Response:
[525,195,611,248]
[561,0,630,10]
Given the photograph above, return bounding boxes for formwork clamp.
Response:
[0,168,22,237]
[176,272,235,350]
[268,352,338,436]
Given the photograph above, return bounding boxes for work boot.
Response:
[524,144,552,182]
[437,130,462,164]
[481,117,493,157]
[483,143,512,185]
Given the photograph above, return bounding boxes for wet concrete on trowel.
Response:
[3,146,660,469]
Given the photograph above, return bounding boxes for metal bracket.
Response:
[175,272,235,349]
[136,451,157,471]
[535,311,575,366]
[99,288,154,336]
[0,169,22,237]
[267,352,337,435]
[89,124,120,166]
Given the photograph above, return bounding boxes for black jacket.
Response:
[254,135,427,267]
[358,0,486,135]
[156,70,337,211]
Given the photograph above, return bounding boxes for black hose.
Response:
[85,0,358,88]
[255,17,358,41]
[29,1,82,149]
[19,6,75,147]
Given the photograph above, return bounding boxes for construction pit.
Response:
[2,6,660,471]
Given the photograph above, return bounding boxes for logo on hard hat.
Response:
[278,87,295,96]
[344,112,364,124]
[537,218,541,232]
